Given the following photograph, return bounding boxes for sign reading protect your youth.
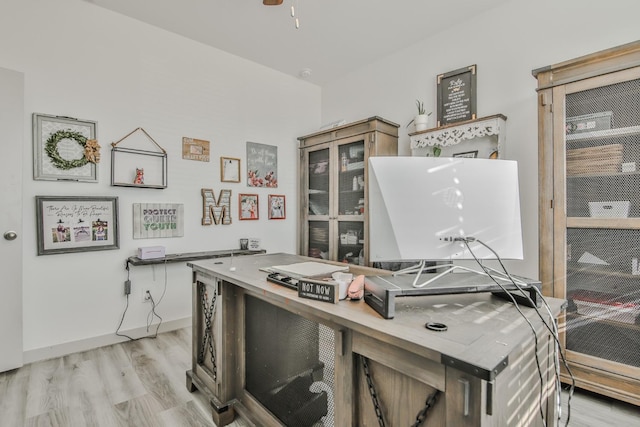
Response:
[133,203,184,238]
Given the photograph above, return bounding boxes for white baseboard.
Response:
[23,316,191,365]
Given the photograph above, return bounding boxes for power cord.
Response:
[145,260,167,334]
[145,291,163,337]
[115,261,165,341]
[460,237,575,427]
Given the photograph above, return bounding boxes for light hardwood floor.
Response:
[0,328,637,427]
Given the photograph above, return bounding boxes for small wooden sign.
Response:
[182,137,210,162]
[297,278,338,304]
[437,65,477,126]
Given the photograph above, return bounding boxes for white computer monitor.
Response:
[368,156,523,265]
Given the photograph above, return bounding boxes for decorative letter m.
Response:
[201,189,232,225]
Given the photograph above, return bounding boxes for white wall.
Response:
[321,0,640,279]
[0,0,320,359]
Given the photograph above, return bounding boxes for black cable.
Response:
[145,260,168,334]
[464,238,575,427]
[460,239,548,427]
[115,294,136,341]
[116,265,163,342]
[470,238,575,426]
[147,293,163,338]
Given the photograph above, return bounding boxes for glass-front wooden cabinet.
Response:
[298,117,398,265]
[533,41,640,406]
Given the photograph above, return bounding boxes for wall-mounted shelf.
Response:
[111,127,168,189]
[126,249,266,269]
[409,114,506,159]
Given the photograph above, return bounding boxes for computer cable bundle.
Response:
[459,237,576,427]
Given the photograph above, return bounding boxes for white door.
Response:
[0,67,24,372]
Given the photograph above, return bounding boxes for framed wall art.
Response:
[239,194,259,220]
[132,203,184,239]
[436,65,477,127]
[246,142,277,187]
[33,113,99,182]
[452,150,478,158]
[268,194,286,219]
[182,137,210,162]
[221,157,241,182]
[35,196,119,255]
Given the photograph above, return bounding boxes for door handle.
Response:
[4,231,18,241]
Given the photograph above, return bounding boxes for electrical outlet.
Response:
[142,288,152,302]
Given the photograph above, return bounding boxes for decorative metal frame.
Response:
[111,127,167,189]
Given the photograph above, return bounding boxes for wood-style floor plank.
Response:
[90,343,147,406]
[0,367,29,425]
[1,327,638,427]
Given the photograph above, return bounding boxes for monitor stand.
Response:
[364,272,542,319]
[394,261,529,288]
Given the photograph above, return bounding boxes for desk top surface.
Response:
[189,252,564,379]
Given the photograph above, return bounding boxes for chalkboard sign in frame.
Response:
[437,65,477,127]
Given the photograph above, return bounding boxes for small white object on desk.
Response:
[332,272,353,300]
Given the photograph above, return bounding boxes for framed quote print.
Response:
[36,196,119,255]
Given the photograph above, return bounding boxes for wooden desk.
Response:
[186,253,563,426]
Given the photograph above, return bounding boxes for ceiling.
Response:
[83,0,512,85]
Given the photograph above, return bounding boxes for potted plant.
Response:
[407,100,432,132]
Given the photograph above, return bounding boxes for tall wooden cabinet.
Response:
[297,117,398,266]
[533,41,640,406]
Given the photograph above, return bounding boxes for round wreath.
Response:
[45,130,89,170]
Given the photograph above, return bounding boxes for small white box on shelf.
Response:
[588,201,630,218]
[137,246,166,259]
[622,162,636,173]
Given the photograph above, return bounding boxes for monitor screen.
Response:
[368,156,523,262]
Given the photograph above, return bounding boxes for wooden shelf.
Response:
[566,125,640,142]
[126,249,265,268]
[566,217,640,229]
[567,266,639,279]
[566,312,640,336]
[567,171,640,178]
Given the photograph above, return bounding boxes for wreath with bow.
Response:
[45,130,100,170]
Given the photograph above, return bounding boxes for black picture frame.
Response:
[437,65,477,127]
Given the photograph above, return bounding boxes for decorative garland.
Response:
[45,130,100,170]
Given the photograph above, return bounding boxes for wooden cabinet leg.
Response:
[186,370,197,393]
